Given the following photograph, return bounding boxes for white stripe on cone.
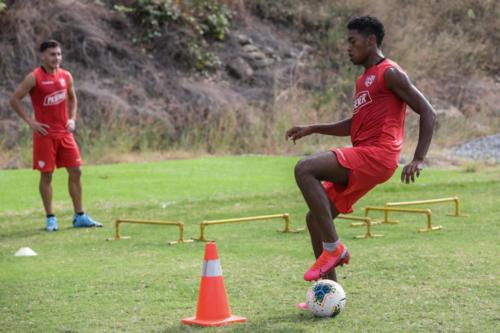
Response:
[202,259,223,277]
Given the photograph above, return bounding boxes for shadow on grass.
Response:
[0,227,44,241]
[161,311,326,333]
[0,224,106,241]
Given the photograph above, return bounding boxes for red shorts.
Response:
[33,133,82,172]
[323,146,398,214]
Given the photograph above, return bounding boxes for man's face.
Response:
[41,47,62,70]
[347,30,371,65]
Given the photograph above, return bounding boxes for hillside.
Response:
[0,0,498,168]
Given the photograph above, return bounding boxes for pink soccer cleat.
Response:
[303,243,350,281]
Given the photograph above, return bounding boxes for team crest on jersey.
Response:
[353,90,372,114]
[43,89,66,106]
[59,78,66,87]
[364,75,376,87]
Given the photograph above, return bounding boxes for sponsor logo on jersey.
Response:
[43,89,66,106]
[41,80,54,85]
[364,75,375,87]
[353,90,372,114]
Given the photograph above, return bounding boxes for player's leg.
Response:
[39,171,59,231]
[297,209,339,310]
[65,166,102,228]
[67,166,83,213]
[57,135,102,228]
[295,151,350,281]
[39,171,54,215]
[305,211,337,281]
[34,136,58,231]
[294,151,348,242]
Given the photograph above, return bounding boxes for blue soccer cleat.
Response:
[46,216,59,232]
[73,214,103,228]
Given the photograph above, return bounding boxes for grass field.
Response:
[0,156,499,333]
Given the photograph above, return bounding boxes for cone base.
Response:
[182,315,246,327]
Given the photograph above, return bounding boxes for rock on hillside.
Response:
[452,134,500,162]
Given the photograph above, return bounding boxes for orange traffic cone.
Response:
[182,242,246,327]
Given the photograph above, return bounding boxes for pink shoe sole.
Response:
[296,302,308,310]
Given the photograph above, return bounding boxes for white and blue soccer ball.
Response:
[306,279,346,317]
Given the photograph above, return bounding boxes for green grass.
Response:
[0,155,499,333]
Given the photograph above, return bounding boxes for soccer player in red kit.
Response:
[10,40,102,231]
[286,16,436,291]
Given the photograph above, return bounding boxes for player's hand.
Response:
[286,126,313,144]
[29,120,49,135]
[66,119,76,132]
[401,158,424,184]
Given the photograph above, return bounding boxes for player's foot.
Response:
[46,216,59,232]
[296,302,308,310]
[304,243,350,281]
[73,214,103,228]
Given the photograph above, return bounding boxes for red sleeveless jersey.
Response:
[29,67,72,137]
[350,59,407,157]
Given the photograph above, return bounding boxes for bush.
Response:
[113,0,231,72]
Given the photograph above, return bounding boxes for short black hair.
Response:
[347,16,385,47]
[39,40,61,53]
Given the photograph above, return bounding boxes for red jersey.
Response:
[29,67,72,137]
[350,59,407,159]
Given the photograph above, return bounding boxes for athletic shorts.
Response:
[323,146,398,214]
[33,133,82,172]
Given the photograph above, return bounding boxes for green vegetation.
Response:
[1,156,499,332]
[114,0,232,72]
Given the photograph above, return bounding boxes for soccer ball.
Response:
[306,279,346,317]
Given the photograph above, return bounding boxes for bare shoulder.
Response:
[63,69,74,84]
[61,68,72,76]
[384,66,410,90]
[24,72,36,84]
[18,72,36,91]
[11,72,36,99]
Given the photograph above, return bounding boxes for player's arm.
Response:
[384,67,436,184]
[66,73,77,132]
[10,73,49,135]
[286,118,352,144]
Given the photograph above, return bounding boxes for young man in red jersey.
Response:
[286,16,436,291]
[10,40,102,231]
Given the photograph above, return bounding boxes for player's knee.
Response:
[68,167,82,179]
[40,172,53,183]
[294,158,313,181]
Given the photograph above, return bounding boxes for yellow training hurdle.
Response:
[107,219,194,245]
[364,206,442,233]
[337,214,383,239]
[193,213,304,242]
[381,197,468,224]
